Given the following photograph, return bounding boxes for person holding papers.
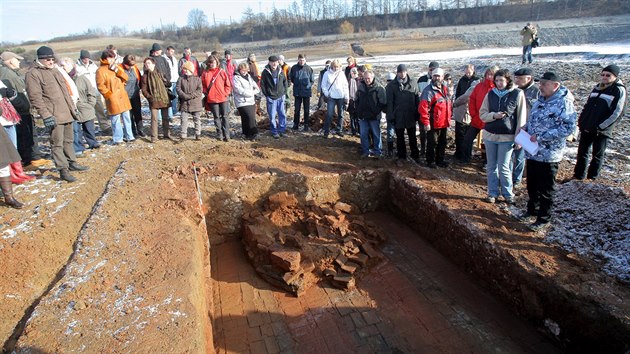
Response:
[479,69,527,204]
[519,72,576,232]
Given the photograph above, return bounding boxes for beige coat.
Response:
[520,25,537,46]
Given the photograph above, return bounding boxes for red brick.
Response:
[249,339,268,354]
[271,249,301,272]
[264,336,280,354]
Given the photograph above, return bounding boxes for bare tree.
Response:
[187,8,209,31]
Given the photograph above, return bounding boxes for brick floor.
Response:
[211,212,558,353]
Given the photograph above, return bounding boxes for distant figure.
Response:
[574,64,626,180]
[520,23,537,64]
[289,54,314,131]
[521,72,576,232]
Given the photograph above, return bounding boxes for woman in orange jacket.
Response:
[201,55,232,141]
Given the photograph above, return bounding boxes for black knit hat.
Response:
[151,43,162,52]
[397,64,407,73]
[429,61,439,69]
[37,46,55,59]
[602,64,620,77]
[79,50,90,60]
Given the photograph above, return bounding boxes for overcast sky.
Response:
[0,0,297,44]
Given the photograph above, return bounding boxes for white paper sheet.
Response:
[515,130,539,155]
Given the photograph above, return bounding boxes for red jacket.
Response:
[418,84,452,129]
[201,68,231,106]
[468,78,495,130]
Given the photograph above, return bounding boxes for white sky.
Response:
[0,0,297,44]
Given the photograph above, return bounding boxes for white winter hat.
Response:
[432,68,445,77]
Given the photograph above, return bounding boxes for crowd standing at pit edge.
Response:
[0,23,626,233]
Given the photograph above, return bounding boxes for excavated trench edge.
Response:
[204,169,630,353]
[2,161,128,353]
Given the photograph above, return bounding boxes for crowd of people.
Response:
[0,31,626,232]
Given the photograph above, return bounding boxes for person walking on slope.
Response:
[520,23,537,64]
[573,64,626,181]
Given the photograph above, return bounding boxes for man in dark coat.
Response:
[261,55,288,139]
[573,64,626,180]
[0,51,50,168]
[356,70,386,157]
[25,46,88,182]
[386,64,420,163]
[289,54,314,131]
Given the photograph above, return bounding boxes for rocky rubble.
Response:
[241,192,386,296]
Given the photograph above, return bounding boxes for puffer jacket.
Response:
[453,80,479,124]
[96,59,131,115]
[25,60,78,124]
[176,74,203,113]
[578,79,626,138]
[201,67,231,105]
[232,73,260,108]
[525,86,577,163]
[419,83,452,130]
[469,78,495,130]
[320,68,348,100]
[289,64,314,98]
[386,75,420,130]
[74,74,97,122]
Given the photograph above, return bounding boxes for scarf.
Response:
[146,69,169,105]
[492,87,510,98]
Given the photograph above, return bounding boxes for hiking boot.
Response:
[69,162,89,172]
[0,176,24,209]
[529,221,550,232]
[59,169,77,183]
[485,196,496,204]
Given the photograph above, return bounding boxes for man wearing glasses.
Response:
[573,64,626,180]
[25,46,88,183]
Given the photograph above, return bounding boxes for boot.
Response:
[69,162,89,172]
[387,142,395,159]
[162,118,172,139]
[9,165,26,184]
[59,168,77,182]
[10,162,35,182]
[0,176,24,209]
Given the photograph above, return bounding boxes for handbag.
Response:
[531,36,540,48]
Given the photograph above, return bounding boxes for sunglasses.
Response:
[601,73,614,77]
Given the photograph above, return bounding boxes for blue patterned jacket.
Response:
[525,86,577,163]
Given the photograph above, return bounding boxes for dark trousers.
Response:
[209,101,230,140]
[129,95,143,135]
[238,105,258,138]
[395,127,419,159]
[462,126,481,162]
[419,128,426,153]
[526,160,558,224]
[293,96,310,128]
[454,121,469,160]
[574,130,608,180]
[15,113,42,164]
[49,122,76,170]
[426,128,447,164]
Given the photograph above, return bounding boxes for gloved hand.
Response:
[43,116,56,129]
[4,88,17,100]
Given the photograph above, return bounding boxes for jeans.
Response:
[526,160,558,224]
[522,45,533,63]
[293,96,310,128]
[3,125,17,148]
[169,82,178,115]
[574,130,608,180]
[209,101,230,140]
[484,140,514,199]
[324,98,344,135]
[512,147,525,184]
[267,96,287,135]
[72,121,85,154]
[359,119,382,155]
[110,110,134,143]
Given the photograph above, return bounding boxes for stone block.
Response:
[270,250,301,272]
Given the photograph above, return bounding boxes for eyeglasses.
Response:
[600,73,613,77]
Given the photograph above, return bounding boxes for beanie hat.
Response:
[268,55,279,62]
[79,50,90,60]
[429,61,439,69]
[151,43,162,52]
[37,46,55,59]
[182,61,195,73]
[396,64,407,73]
[602,64,620,77]
[224,49,232,56]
